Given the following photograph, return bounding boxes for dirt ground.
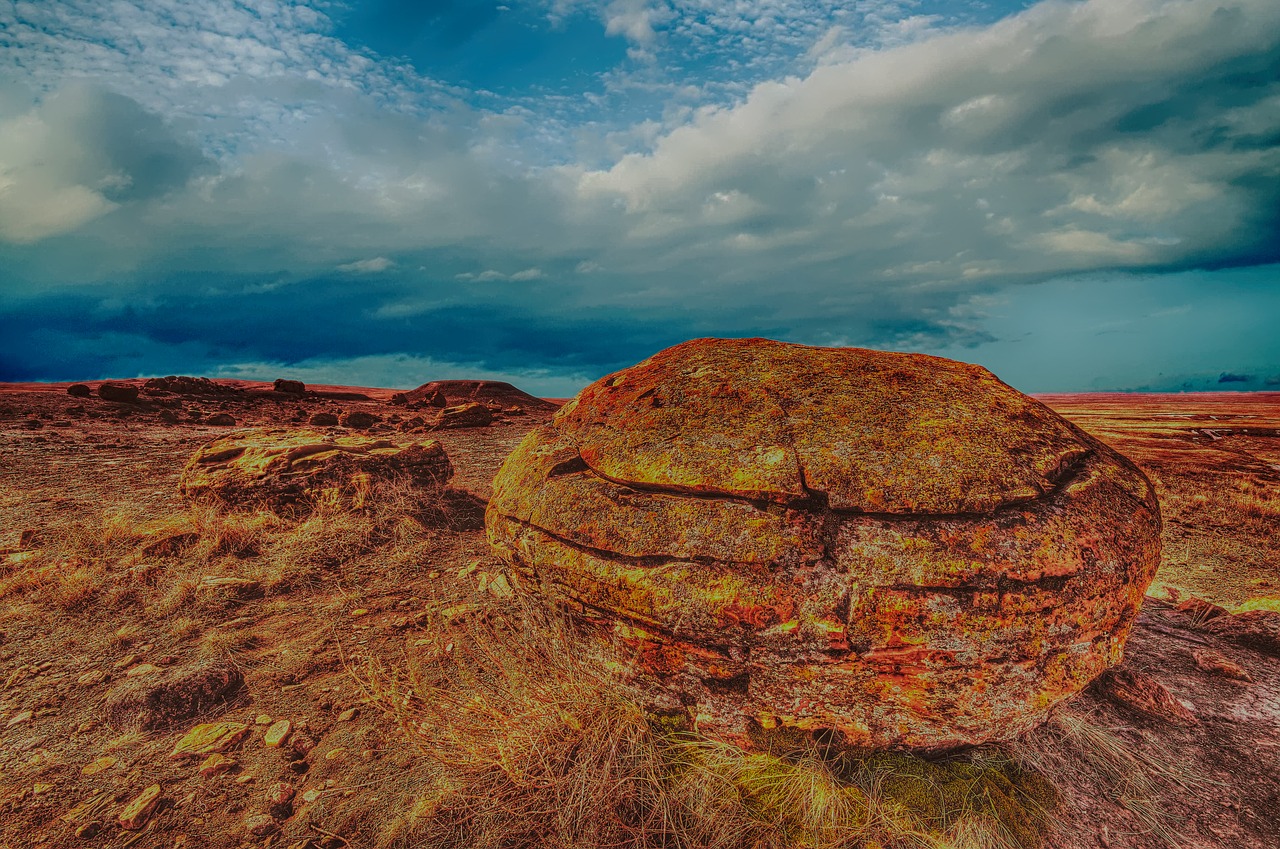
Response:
[0,381,1277,849]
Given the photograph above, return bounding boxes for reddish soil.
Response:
[0,382,1276,849]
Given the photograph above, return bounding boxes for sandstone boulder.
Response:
[437,402,492,429]
[273,378,306,395]
[66,383,91,398]
[179,428,453,510]
[340,411,380,429]
[486,338,1161,750]
[98,383,139,404]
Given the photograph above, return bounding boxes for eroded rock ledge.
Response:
[485,338,1162,750]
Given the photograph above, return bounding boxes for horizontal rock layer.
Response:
[180,428,453,509]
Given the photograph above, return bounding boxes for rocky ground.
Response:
[0,381,1277,849]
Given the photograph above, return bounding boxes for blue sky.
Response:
[1,0,1277,395]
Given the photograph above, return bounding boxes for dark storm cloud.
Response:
[1,0,1278,391]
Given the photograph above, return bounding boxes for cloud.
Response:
[0,84,209,243]
[1218,371,1255,383]
[0,0,1277,392]
[337,256,395,274]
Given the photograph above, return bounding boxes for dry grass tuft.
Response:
[360,598,1057,849]
[1013,706,1212,847]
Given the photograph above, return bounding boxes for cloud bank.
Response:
[0,0,1277,392]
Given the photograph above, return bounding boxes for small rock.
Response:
[1096,669,1199,726]
[170,722,251,759]
[117,784,162,830]
[125,663,161,678]
[113,654,140,670]
[33,782,54,795]
[290,732,317,756]
[198,753,236,777]
[81,756,118,776]
[245,814,279,837]
[77,669,109,686]
[267,781,295,806]
[74,822,101,839]
[206,413,236,426]
[235,773,255,785]
[324,747,348,761]
[6,710,33,727]
[1205,610,1280,657]
[309,412,339,426]
[301,788,323,804]
[339,411,380,429]
[263,719,292,748]
[67,383,91,398]
[349,608,368,617]
[256,714,274,725]
[336,707,358,722]
[1192,649,1253,682]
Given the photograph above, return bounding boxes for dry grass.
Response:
[1013,707,1213,847]
[360,597,1057,849]
[0,474,461,627]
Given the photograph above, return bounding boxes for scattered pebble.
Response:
[77,669,109,686]
[198,753,236,777]
[81,756,117,776]
[169,722,250,760]
[117,784,162,830]
[263,719,292,748]
[336,707,358,722]
[255,714,273,725]
[324,747,348,762]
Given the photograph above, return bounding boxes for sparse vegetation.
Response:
[361,598,1059,849]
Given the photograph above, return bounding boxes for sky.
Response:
[0,0,1278,396]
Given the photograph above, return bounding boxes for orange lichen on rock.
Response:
[178,428,453,509]
[485,338,1162,750]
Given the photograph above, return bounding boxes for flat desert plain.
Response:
[0,382,1277,849]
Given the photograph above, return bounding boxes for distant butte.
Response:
[402,380,560,411]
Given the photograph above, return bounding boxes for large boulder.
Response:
[98,382,140,404]
[272,378,306,396]
[486,338,1161,750]
[180,429,453,509]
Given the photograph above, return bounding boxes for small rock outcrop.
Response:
[273,378,306,395]
[486,338,1162,749]
[142,376,237,396]
[340,411,380,429]
[97,383,139,403]
[437,402,493,429]
[179,428,453,509]
[105,664,244,731]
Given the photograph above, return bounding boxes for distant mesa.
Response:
[487,337,1162,750]
[179,428,453,511]
[396,380,558,412]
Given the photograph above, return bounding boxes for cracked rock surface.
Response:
[180,428,453,510]
[485,338,1162,749]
